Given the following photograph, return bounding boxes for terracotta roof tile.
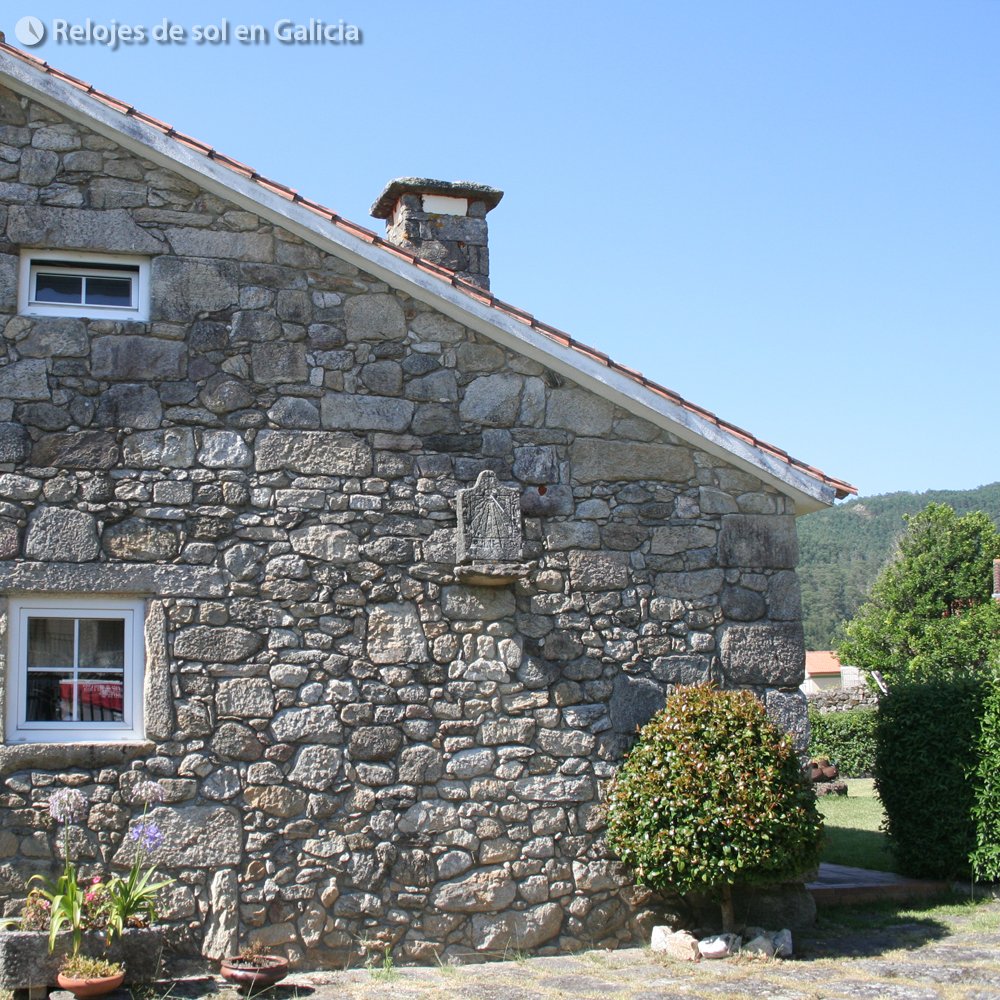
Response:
[0,40,856,500]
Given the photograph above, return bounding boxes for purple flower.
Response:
[129,819,164,854]
[48,788,87,825]
[130,781,167,806]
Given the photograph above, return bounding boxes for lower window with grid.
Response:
[6,597,146,743]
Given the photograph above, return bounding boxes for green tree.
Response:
[838,503,1000,685]
[605,685,822,933]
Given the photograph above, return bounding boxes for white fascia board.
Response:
[0,53,835,514]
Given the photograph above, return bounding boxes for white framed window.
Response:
[18,250,150,321]
[6,597,146,744]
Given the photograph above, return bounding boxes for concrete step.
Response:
[808,862,951,906]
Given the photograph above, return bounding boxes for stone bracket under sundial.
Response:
[454,470,531,586]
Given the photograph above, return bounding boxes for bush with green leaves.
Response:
[605,684,822,932]
[839,503,1000,687]
[808,706,878,777]
[874,677,987,878]
[972,666,1000,881]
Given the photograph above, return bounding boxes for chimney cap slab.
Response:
[371,177,503,219]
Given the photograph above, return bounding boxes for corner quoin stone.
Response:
[719,514,798,569]
[719,622,806,686]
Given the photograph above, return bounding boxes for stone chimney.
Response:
[993,558,1000,603]
[371,178,503,289]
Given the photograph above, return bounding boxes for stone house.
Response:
[0,41,854,967]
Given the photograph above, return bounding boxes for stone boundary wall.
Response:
[807,688,878,714]
[0,84,809,968]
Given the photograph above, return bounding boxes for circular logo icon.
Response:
[14,16,46,46]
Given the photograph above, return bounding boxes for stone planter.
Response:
[0,928,165,990]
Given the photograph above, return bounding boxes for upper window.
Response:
[18,251,150,321]
[6,597,146,744]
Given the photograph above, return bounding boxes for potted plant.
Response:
[0,781,173,992]
[105,781,174,938]
[56,954,125,999]
[219,940,290,989]
[29,787,94,956]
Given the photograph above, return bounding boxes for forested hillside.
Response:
[798,483,1000,649]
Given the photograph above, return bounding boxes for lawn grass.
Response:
[810,890,995,934]
[817,777,901,873]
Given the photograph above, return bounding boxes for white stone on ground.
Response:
[649,926,700,961]
[698,933,742,959]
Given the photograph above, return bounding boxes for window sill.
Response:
[0,740,155,775]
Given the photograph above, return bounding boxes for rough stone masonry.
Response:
[0,80,809,967]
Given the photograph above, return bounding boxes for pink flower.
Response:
[91,877,101,885]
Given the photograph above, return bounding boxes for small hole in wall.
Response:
[537,485,547,496]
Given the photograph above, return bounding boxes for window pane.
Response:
[35,273,83,303]
[27,618,74,669]
[84,276,133,307]
[79,619,125,669]
[26,672,73,721]
[76,675,124,722]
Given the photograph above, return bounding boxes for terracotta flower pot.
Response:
[56,970,125,998]
[219,954,289,989]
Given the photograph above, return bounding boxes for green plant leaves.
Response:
[604,684,822,900]
[971,666,1000,881]
[839,503,1000,686]
[874,677,985,879]
[809,706,878,777]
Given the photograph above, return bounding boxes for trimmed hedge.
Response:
[874,677,987,879]
[972,667,1000,880]
[808,706,878,778]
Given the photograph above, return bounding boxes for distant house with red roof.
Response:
[802,650,864,694]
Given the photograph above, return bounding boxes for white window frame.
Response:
[6,596,146,744]
[18,250,150,321]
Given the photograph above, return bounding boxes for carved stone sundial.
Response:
[454,470,528,585]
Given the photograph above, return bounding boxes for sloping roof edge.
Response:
[0,44,856,513]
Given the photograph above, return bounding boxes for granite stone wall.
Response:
[0,83,808,966]
[807,688,878,713]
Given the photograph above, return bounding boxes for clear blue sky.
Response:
[9,1,1000,500]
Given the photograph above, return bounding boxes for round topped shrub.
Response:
[605,683,822,931]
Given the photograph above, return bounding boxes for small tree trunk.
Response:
[720,883,735,934]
